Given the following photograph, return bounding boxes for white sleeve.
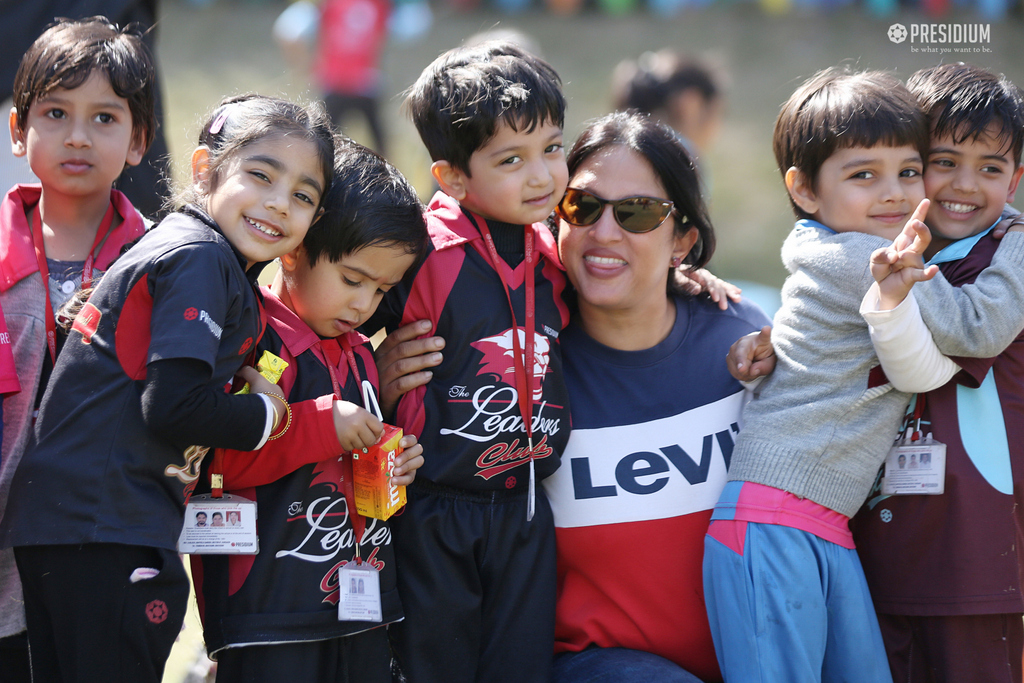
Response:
[253,393,276,449]
[741,376,765,392]
[861,285,961,393]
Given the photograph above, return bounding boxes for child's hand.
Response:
[994,212,1024,238]
[391,434,424,487]
[676,267,742,310]
[333,399,384,452]
[727,326,775,382]
[870,200,939,310]
[237,366,287,427]
[374,320,444,418]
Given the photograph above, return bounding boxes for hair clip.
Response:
[209,109,229,135]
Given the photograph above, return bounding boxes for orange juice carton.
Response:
[352,424,406,520]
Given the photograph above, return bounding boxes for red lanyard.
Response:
[29,202,116,364]
[908,393,928,442]
[320,336,369,561]
[472,214,538,519]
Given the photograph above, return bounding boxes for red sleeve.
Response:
[217,394,341,489]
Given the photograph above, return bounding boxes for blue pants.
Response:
[552,647,705,683]
[703,522,892,683]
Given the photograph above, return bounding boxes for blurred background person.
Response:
[274,0,426,157]
[611,49,724,194]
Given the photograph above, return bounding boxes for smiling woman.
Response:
[543,111,770,683]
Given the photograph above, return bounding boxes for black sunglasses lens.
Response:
[614,197,672,233]
[561,190,603,226]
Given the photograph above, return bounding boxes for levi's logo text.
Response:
[544,394,746,527]
[442,327,562,480]
[72,303,101,343]
[571,425,737,500]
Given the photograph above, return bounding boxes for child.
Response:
[191,141,427,683]
[364,40,572,682]
[702,67,1024,683]
[852,63,1024,683]
[0,93,335,682]
[0,17,157,678]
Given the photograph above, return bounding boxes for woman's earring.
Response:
[670,256,681,268]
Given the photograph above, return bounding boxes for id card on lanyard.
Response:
[179,429,260,555]
[177,298,269,554]
[178,492,259,554]
[29,202,116,364]
[882,393,947,495]
[473,213,539,521]
[322,337,385,622]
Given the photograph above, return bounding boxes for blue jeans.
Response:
[551,647,705,683]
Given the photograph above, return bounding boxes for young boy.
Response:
[191,142,427,683]
[0,17,154,677]
[852,63,1024,683]
[363,41,571,682]
[702,67,1024,682]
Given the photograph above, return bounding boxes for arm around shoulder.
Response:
[861,288,959,393]
[915,231,1024,358]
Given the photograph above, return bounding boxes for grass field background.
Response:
[157,0,1024,289]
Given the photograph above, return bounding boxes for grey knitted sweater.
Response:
[729,220,1024,517]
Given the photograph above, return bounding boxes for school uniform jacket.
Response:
[854,231,1024,617]
[366,191,572,492]
[0,184,146,639]
[194,287,402,656]
[0,205,266,554]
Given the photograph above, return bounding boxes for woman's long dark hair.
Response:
[564,110,715,295]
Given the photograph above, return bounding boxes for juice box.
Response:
[352,424,406,520]
[235,351,288,393]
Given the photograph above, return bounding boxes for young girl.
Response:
[193,140,428,683]
[0,94,335,683]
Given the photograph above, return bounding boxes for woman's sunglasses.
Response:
[555,187,682,234]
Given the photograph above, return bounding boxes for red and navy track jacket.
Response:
[0,206,266,552]
[194,287,402,656]
[365,192,572,492]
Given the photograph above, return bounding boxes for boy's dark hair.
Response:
[404,40,566,176]
[908,63,1024,167]
[612,50,720,114]
[773,67,929,220]
[565,111,715,294]
[175,94,336,212]
[303,140,428,267]
[13,16,157,151]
